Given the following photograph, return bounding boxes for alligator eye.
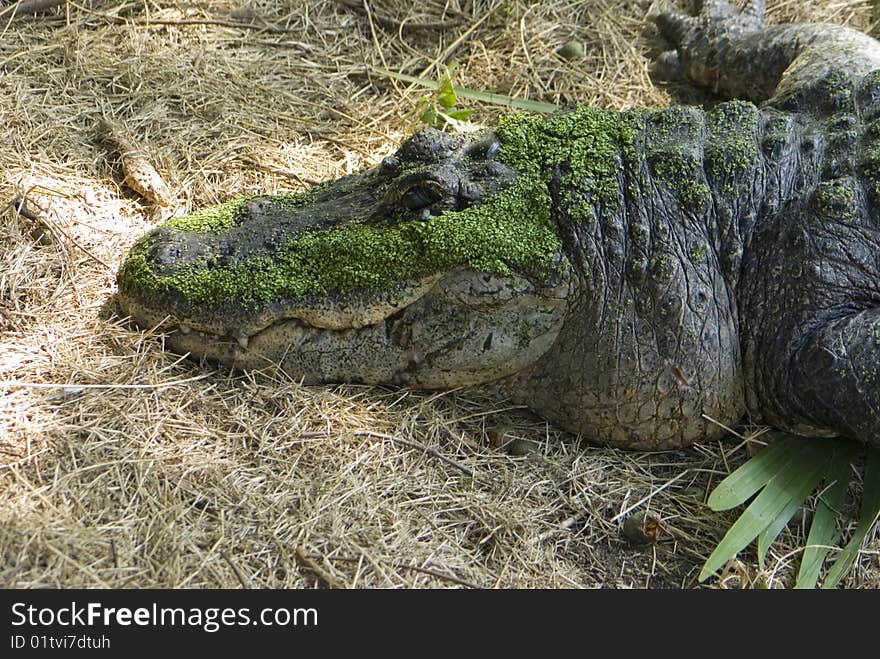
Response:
[401,181,444,210]
[467,138,501,160]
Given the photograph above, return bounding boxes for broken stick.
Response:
[98,119,173,207]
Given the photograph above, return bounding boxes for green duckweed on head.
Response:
[495,105,639,205]
[120,106,645,310]
[120,174,559,309]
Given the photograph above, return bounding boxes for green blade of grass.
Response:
[822,445,880,588]
[708,434,802,511]
[757,496,805,569]
[794,440,859,589]
[444,108,475,121]
[756,442,831,567]
[699,439,826,582]
[373,68,560,114]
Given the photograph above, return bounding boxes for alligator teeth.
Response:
[178,324,191,334]
[237,334,249,350]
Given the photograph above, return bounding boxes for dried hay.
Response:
[1,0,878,589]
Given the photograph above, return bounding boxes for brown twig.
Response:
[0,0,65,22]
[331,0,463,31]
[238,155,321,187]
[10,195,112,270]
[220,550,251,589]
[10,194,62,247]
[309,130,373,158]
[7,12,293,32]
[294,547,348,589]
[128,17,288,33]
[11,196,42,223]
[65,2,301,34]
[354,429,475,477]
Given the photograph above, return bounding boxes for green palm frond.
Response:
[701,433,880,588]
[794,443,858,588]
[821,446,880,588]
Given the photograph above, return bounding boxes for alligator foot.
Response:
[651,1,780,100]
[651,0,880,106]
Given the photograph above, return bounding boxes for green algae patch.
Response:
[120,106,653,310]
[495,105,639,205]
[119,173,560,309]
[814,178,859,220]
[639,105,717,213]
[647,147,711,213]
[706,102,760,171]
[858,116,880,204]
[166,197,250,233]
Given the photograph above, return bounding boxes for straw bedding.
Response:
[1,0,877,588]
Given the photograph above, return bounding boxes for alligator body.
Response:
[117,1,880,451]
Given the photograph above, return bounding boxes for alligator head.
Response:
[117,127,574,387]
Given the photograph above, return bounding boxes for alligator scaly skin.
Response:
[117,2,880,450]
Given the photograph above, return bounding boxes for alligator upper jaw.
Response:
[117,268,444,348]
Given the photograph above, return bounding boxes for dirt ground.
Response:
[1,0,878,588]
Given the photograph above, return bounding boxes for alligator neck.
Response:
[518,102,825,293]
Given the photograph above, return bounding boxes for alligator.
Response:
[116,1,880,451]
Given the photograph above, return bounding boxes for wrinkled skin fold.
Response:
[118,1,880,450]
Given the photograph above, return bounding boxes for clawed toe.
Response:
[651,0,768,93]
[650,50,682,82]
[652,11,697,47]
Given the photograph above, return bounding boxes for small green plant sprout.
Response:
[411,68,475,130]
[373,67,558,124]
[700,433,880,588]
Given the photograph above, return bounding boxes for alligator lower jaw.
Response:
[126,306,355,375]
[119,301,399,371]
[163,318,307,368]
[117,275,442,379]
[140,310,406,384]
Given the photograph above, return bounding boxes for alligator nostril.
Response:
[380,155,401,176]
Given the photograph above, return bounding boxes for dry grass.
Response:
[1,0,878,589]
